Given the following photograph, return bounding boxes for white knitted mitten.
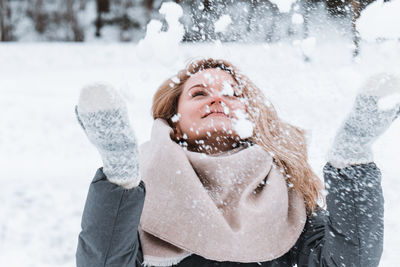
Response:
[75,83,140,189]
[328,73,400,169]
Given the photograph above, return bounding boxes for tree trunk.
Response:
[143,0,154,11]
[97,0,109,12]
[78,0,86,10]
[66,0,84,41]
[0,0,4,41]
[95,0,109,37]
[351,0,361,56]
[33,0,47,34]
[203,0,212,12]
[0,0,13,41]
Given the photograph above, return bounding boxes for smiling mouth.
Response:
[203,112,230,118]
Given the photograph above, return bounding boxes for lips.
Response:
[202,111,230,118]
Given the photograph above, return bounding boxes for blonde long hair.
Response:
[152,58,324,214]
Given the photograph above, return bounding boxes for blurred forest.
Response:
[0,0,383,42]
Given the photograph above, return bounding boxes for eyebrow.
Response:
[188,84,207,91]
[188,81,238,91]
[186,82,240,99]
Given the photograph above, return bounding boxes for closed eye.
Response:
[191,90,207,97]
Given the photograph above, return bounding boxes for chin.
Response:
[203,119,234,136]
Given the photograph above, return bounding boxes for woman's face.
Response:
[175,68,247,151]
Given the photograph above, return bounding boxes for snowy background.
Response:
[1,0,400,266]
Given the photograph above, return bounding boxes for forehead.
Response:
[183,68,236,91]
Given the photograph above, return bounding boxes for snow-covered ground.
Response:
[1,27,400,267]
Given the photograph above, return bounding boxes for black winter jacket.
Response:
[76,162,384,267]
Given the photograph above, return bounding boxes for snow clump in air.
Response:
[269,0,296,13]
[214,15,232,33]
[171,76,180,84]
[362,73,400,111]
[378,94,400,111]
[291,13,304,25]
[136,1,184,66]
[357,0,400,41]
[294,37,316,59]
[171,113,181,123]
[232,109,254,139]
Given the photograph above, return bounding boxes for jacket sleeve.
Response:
[76,168,146,267]
[292,162,384,267]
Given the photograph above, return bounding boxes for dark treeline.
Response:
[0,0,382,42]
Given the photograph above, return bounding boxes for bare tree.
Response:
[95,0,110,37]
[350,0,391,56]
[143,0,154,12]
[199,0,216,41]
[143,0,155,28]
[29,0,47,34]
[299,0,389,57]
[0,0,5,41]
[0,0,14,41]
[66,0,84,41]
[246,0,279,42]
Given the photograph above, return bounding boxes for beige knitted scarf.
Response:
[138,119,306,266]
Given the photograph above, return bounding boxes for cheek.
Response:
[178,102,200,118]
[177,102,202,130]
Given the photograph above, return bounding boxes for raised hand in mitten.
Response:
[328,73,400,169]
[75,83,140,189]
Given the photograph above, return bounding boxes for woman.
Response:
[75,58,399,267]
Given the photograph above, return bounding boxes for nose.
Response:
[209,91,225,106]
